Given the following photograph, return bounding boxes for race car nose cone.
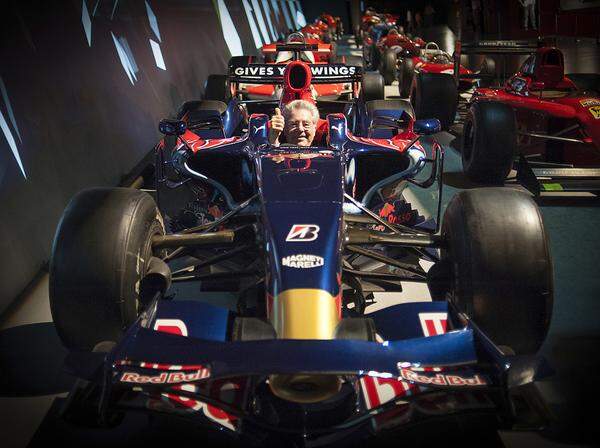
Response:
[269,374,342,403]
[285,60,312,92]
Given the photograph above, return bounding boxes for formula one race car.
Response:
[48,47,554,446]
[398,41,495,97]
[362,28,424,84]
[221,34,366,102]
[315,13,344,41]
[456,41,600,193]
[355,9,398,48]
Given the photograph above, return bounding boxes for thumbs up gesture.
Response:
[269,107,285,145]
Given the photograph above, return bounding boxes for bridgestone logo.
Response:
[282,254,324,269]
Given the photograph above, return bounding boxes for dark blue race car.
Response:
[49,44,554,446]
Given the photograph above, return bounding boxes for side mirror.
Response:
[159,119,186,136]
[414,118,441,135]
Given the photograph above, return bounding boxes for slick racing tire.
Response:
[362,72,385,102]
[50,188,165,351]
[461,101,516,184]
[566,73,600,95]
[410,73,457,130]
[354,26,363,47]
[441,188,553,355]
[398,57,414,98]
[370,42,381,71]
[380,48,397,85]
[204,74,230,102]
[362,43,372,69]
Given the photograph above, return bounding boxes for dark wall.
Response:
[0,0,304,314]
[540,0,600,38]
[300,0,352,31]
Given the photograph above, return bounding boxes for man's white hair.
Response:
[283,100,319,124]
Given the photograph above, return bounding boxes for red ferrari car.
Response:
[363,29,423,84]
[398,41,492,97]
[457,42,600,193]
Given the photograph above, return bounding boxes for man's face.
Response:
[285,108,316,146]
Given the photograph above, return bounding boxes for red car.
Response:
[398,41,491,97]
[457,43,600,193]
[362,29,423,84]
[236,34,370,102]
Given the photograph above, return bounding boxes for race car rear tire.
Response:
[566,73,600,94]
[380,49,397,85]
[410,73,457,130]
[362,72,385,102]
[370,42,381,71]
[461,101,516,184]
[354,26,363,47]
[50,188,165,351]
[204,74,230,102]
[441,188,553,355]
[398,58,414,98]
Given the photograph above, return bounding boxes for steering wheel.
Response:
[425,42,440,52]
[286,32,306,44]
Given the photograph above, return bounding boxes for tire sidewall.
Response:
[50,189,165,350]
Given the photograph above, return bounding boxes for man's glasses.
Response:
[287,120,315,131]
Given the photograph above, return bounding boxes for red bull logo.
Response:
[399,368,487,387]
[120,368,210,384]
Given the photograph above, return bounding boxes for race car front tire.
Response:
[370,42,381,71]
[398,58,414,98]
[441,188,553,355]
[380,48,397,85]
[461,101,516,184]
[361,72,385,102]
[410,73,457,130]
[50,188,165,351]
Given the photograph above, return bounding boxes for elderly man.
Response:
[269,99,320,147]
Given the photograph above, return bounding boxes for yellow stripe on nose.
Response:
[272,289,340,339]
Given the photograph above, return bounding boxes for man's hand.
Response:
[269,107,284,145]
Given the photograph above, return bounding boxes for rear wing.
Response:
[453,40,540,84]
[262,43,328,53]
[228,63,363,84]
